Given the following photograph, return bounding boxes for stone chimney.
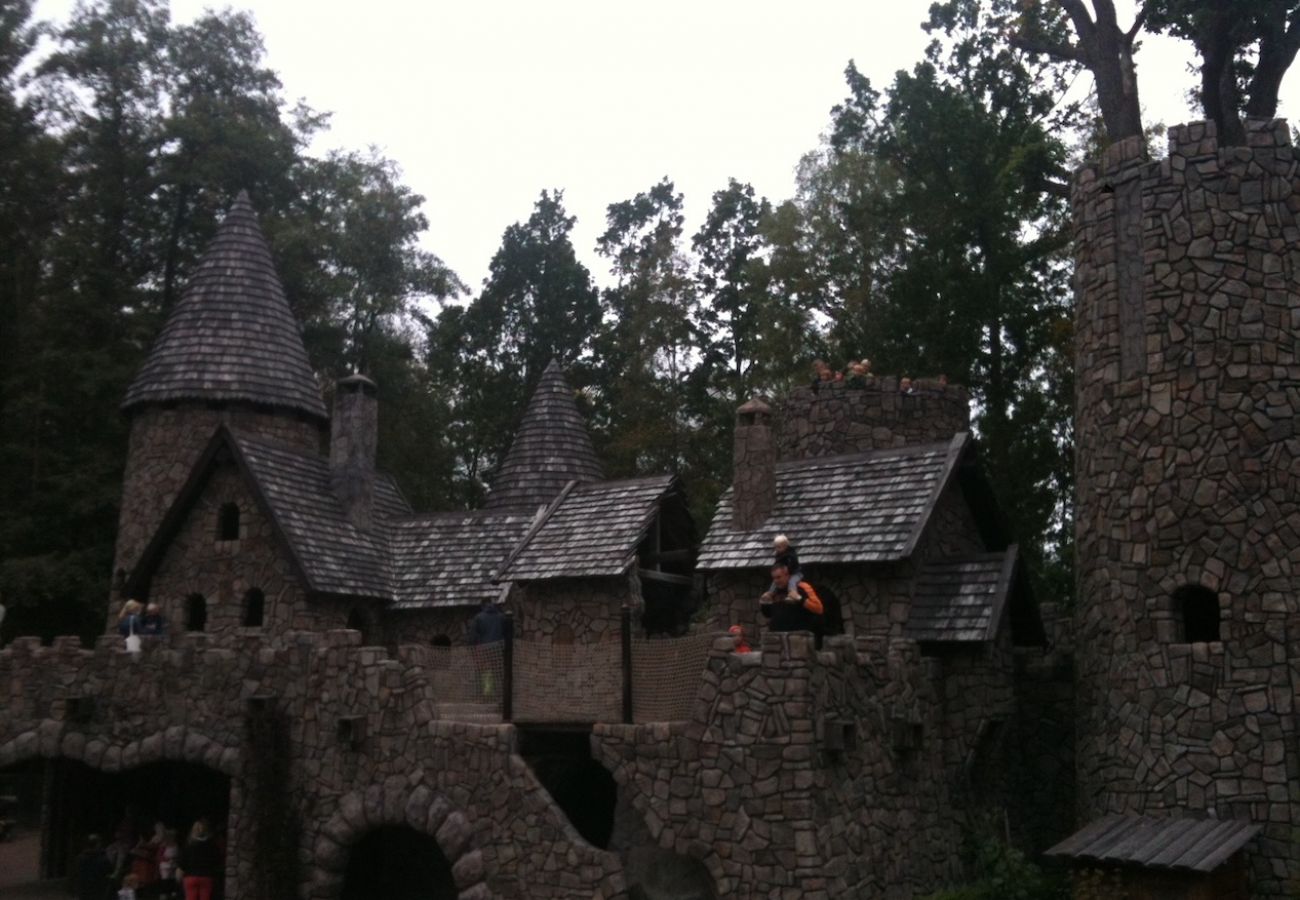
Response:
[330,374,378,531]
[732,398,775,531]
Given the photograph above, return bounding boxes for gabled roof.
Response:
[498,475,678,581]
[122,191,327,421]
[389,510,536,610]
[905,547,1019,643]
[129,427,391,601]
[696,434,968,570]
[485,360,603,510]
[1046,814,1261,873]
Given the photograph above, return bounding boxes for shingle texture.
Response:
[375,473,413,520]
[1046,814,1261,873]
[231,431,389,598]
[499,475,676,581]
[905,549,1016,643]
[696,437,964,570]
[389,511,535,609]
[486,360,603,510]
[123,191,327,420]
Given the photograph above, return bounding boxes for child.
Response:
[140,604,167,636]
[762,535,803,601]
[156,829,180,900]
[117,873,141,900]
[728,624,752,654]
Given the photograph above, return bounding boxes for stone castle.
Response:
[0,118,1296,898]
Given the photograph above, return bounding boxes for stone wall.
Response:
[1072,118,1300,897]
[111,405,325,622]
[144,462,342,637]
[774,378,970,461]
[0,631,626,900]
[513,577,641,644]
[594,631,1016,899]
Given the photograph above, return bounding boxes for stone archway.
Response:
[309,782,488,899]
[0,722,241,779]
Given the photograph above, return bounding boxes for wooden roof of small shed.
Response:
[123,192,327,421]
[1046,814,1261,874]
[905,547,1019,643]
[498,474,678,581]
[388,510,536,609]
[696,434,968,570]
[485,360,604,511]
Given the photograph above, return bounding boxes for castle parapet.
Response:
[775,376,971,460]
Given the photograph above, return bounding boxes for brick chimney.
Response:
[732,397,775,530]
[330,374,378,531]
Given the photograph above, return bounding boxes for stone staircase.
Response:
[435,701,502,724]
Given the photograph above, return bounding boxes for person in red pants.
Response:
[176,821,220,900]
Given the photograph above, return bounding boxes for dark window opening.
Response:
[342,826,456,900]
[243,589,265,628]
[347,608,369,644]
[217,503,240,541]
[1176,585,1220,643]
[430,634,451,647]
[185,594,207,632]
[518,728,617,849]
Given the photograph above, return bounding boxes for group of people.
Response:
[730,535,826,653]
[76,819,222,900]
[811,358,949,395]
[116,600,167,641]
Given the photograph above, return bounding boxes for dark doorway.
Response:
[1175,585,1220,643]
[40,759,230,884]
[341,826,456,900]
[517,728,617,849]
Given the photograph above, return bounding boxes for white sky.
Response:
[31,0,1300,293]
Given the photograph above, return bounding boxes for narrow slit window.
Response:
[186,594,208,632]
[243,589,265,628]
[217,503,240,541]
[1176,585,1220,643]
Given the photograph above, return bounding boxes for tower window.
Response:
[1175,585,1220,643]
[185,594,208,632]
[243,589,265,628]
[217,503,240,541]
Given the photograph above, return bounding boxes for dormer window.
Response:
[1175,585,1220,643]
[217,503,240,541]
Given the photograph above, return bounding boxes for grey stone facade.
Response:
[1072,118,1300,896]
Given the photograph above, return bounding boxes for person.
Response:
[760,536,802,604]
[760,562,824,634]
[728,624,752,653]
[177,820,220,900]
[74,835,113,900]
[156,829,180,900]
[117,874,141,900]
[117,600,144,637]
[128,830,159,891]
[139,604,167,636]
[468,599,507,699]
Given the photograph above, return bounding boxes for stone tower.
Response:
[1072,119,1300,895]
[111,192,328,607]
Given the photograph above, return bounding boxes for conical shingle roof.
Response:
[122,191,327,420]
[486,360,604,510]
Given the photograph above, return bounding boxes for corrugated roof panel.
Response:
[1046,815,1261,873]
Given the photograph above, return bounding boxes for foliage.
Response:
[924,837,1068,900]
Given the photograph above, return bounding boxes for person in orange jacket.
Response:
[760,562,824,633]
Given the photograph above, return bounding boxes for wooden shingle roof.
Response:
[905,547,1018,643]
[388,510,536,609]
[231,431,390,598]
[485,360,603,510]
[123,191,327,421]
[498,475,677,581]
[1046,814,1261,873]
[696,434,967,570]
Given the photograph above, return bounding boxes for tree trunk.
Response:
[1245,7,1300,120]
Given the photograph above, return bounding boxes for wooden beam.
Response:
[637,569,693,586]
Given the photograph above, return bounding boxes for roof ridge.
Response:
[122,192,327,421]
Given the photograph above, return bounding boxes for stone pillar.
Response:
[731,398,775,531]
[329,374,378,531]
[1072,118,1300,898]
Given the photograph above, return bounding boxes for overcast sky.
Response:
[32,0,1300,293]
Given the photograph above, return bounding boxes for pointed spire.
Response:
[486,360,604,509]
[122,191,327,421]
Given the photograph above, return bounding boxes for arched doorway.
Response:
[341,826,456,899]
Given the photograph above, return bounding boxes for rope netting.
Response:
[408,642,506,713]
[512,638,622,723]
[630,631,716,723]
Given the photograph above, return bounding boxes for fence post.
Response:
[502,611,514,723]
[621,605,634,724]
